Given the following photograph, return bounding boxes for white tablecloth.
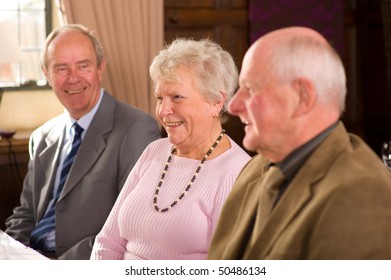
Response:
[0,230,48,260]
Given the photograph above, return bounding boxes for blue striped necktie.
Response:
[30,122,84,252]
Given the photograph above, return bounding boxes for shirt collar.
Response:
[64,89,104,135]
[277,120,339,181]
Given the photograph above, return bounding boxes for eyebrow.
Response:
[53,59,91,67]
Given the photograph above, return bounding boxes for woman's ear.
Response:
[292,77,317,117]
[212,90,227,117]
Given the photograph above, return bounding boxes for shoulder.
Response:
[99,93,159,133]
[299,126,391,204]
[204,137,252,183]
[31,114,65,139]
[146,137,171,148]
[28,114,65,153]
[98,92,156,123]
[227,153,267,186]
[327,139,391,193]
[227,137,252,161]
[140,138,172,157]
[319,127,390,186]
[113,100,159,131]
[109,94,155,121]
[213,137,252,169]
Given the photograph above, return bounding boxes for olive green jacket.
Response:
[208,123,391,259]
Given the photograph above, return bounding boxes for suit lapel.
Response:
[245,169,316,259]
[59,93,114,200]
[37,120,65,219]
[221,176,263,258]
[246,123,350,259]
[212,156,270,259]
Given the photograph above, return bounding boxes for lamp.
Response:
[0,21,22,138]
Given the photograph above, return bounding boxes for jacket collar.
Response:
[59,92,115,201]
[245,122,350,259]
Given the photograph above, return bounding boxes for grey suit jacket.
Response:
[5,92,160,259]
[208,123,391,259]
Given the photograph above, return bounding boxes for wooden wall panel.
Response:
[0,139,28,230]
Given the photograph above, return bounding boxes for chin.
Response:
[167,134,180,145]
[243,137,257,153]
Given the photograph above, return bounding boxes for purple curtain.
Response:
[249,0,344,57]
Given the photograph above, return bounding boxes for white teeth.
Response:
[67,89,84,95]
[166,122,183,127]
[243,120,249,125]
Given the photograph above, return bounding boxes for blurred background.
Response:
[0,0,390,229]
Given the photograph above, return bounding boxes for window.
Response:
[0,0,51,89]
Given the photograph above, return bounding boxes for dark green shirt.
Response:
[273,121,339,207]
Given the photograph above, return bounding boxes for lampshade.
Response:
[0,21,22,64]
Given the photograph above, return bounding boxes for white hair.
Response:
[149,38,238,123]
[270,35,347,112]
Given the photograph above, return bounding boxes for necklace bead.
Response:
[153,129,226,212]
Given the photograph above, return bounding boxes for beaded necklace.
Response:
[153,129,226,212]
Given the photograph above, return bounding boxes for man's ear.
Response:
[42,66,51,87]
[98,58,107,82]
[292,77,317,117]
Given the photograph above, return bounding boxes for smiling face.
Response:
[43,30,106,120]
[155,66,224,157]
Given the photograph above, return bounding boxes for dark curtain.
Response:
[382,0,391,138]
[249,0,344,58]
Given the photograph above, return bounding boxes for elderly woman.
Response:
[90,38,251,260]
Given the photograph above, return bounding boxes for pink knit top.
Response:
[90,137,251,260]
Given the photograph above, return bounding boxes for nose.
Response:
[66,67,80,83]
[156,98,173,117]
[228,88,245,116]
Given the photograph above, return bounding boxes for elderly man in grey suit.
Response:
[5,24,160,259]
[208,26,391,260]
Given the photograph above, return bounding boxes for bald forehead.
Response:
[270,26,326,40]
[52,30,89,45]
[253,26,328,51]
[48,30,94,57]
